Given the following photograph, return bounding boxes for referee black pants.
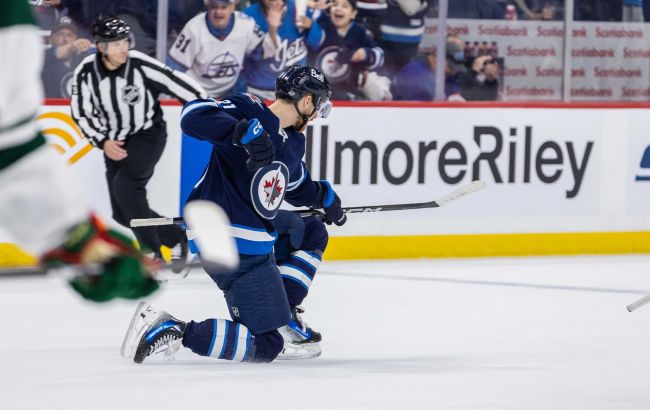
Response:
[104,123,184,256]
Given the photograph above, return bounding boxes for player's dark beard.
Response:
[294,116,308,132]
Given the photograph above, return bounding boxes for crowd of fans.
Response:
[32,0,649,102]
[446,0,649,22]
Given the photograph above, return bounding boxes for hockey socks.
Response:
[182,319,286,363]
[279,250,322,306]
[183,318,251,361]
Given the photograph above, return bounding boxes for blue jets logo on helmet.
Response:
[250,162,289,219]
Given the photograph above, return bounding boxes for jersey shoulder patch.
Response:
[227,93,266,114]
[244,93,265,108]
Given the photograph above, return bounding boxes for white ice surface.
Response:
[2,255,650,410]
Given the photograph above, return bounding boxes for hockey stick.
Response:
[627,295,650,312]
[298,179,487,218]
[130,180,488,227]
[0,201,238,279]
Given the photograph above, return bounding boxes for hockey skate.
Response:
[121,301,186,364]
[277,306,322,360]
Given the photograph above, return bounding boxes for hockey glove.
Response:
[40,215,159,302]
[315,181,347,226]
[232,118,275,172]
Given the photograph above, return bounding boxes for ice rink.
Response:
[2,255,650,410]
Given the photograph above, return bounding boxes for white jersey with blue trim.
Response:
[169,12,265,98]
[180,93,322,255]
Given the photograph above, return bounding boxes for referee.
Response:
[71,16,207,265]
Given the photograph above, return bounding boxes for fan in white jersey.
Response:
[167,0,267,98]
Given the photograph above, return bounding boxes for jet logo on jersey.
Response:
[271,38,308,72]
[204,52,239,79]
[264,176,283,206]
[315,46,351,84]
[635,145,650,181]
[60,72,75,98]
[251,161,289,219]
[121,85,141,105]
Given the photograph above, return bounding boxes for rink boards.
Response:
[3,101,650,264]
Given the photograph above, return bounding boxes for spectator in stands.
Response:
[391,36,463,101]
[355,0,386,41]
[623,0,644,21]
[313,0,390,100]
[40,0,158,54]
[169,0,205,38]
[33,0,66,31]
[574,0,622,21]
[392,35,500,101]
[41,17,94,98]
[448,0,505,19]
[461,54,500,101]
[516,0,565,20]
[379,0,429,77]
[167,0,266,98]
[243,0,325,99]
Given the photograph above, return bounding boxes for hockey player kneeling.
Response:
[122,65,346,363]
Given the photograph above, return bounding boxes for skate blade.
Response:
[120,301,151,360]
[276,343,322,360]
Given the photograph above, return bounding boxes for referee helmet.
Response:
[92,16,131,43]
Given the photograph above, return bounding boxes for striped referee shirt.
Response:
[71,50,207,148]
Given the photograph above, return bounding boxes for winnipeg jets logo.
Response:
[271,38,308,72]
[264,173,284,206]
[250,162,289,219]
[316,46,350,84]
[204,52,239,79]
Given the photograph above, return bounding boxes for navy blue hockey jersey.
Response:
[180,93,321,255]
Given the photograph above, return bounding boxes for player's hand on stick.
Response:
[315,181,347,226]
[232,118,275,172]
[40,214,159,302]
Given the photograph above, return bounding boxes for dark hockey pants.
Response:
[104,123,184,255]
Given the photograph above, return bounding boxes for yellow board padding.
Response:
[324,231,650,260]
[0,244,37,266]
[0,244,171,267]
[2,231,650,266]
